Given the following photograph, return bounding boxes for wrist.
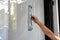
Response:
[36,20,41,24]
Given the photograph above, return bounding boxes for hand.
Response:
[32,16,39,23]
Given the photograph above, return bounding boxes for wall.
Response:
[8,0,45,40]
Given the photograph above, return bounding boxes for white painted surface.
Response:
[8,0,45,40]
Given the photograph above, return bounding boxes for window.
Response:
[44,0,54,40]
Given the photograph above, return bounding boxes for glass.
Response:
[0,0,8,40]
[10,1,17,31]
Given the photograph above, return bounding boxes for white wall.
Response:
[8,0,45,40]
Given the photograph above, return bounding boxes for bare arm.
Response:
[32,16,59,40]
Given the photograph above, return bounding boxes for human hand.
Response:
[32,16,39,23]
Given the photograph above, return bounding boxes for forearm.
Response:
[36,20,58,40]
[32,16,59,40]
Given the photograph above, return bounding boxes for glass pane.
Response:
[0,0,8,40]
[10,1,17,31]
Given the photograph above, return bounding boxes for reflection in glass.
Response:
[10,1,17,31]
[0,0,8,40]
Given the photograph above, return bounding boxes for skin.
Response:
[32,16,60,40]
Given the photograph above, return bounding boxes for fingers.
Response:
[32,16,35,20]
[32,16,38,21]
